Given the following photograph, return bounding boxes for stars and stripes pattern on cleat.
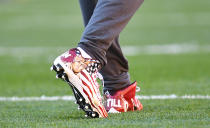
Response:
[51,48,108,118]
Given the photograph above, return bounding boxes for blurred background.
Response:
[0,0,210,96]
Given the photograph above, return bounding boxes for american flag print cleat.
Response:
[51,48,108,118]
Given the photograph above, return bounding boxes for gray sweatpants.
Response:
[78,0,144,92]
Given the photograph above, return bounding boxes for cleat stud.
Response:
[85,105,89,109]
[56,74,59,79]
[50,66,53,71]
[79,98,82,102]
[74,101,77,104]
[78,107,81,110]
[56,64,63,72]
[92,113,96,117]
[85,115,88,117]
[56,67,60,71]
[62,74,65,79]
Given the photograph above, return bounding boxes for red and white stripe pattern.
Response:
[79,70,108,118]
[56,59,108,118]
[53,48,108,118]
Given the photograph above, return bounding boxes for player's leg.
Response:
[78,0,144,67]
[79,0,97,26]
[78,0,144,113]
[79,0,130,94]
[51,0,144,117]
[100,36,130,93]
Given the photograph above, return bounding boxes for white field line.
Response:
[0,44,210,57]
[0,95,209,101]
[122,44,210,56]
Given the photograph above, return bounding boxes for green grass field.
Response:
[0,0,210,127]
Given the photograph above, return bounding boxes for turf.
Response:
[1,0,210,46]
[0,0,210,127]
[0,53,210,96]
[0,100,209,128]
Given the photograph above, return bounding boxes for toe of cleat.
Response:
[51,64,63,72]
[51,64,69,81]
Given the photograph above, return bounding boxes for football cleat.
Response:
[51,48,108,118]
[104,81,143,113]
